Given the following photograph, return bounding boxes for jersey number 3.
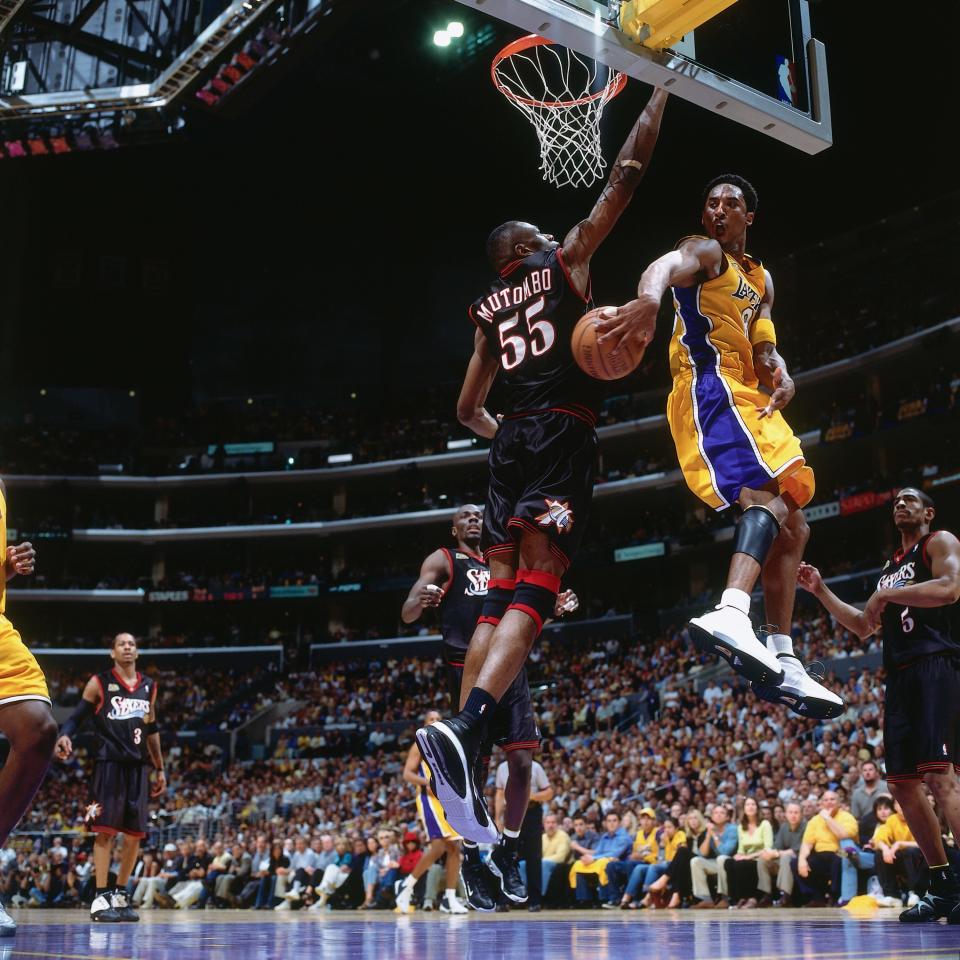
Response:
[133,727,142,744]
[498,297,555,371]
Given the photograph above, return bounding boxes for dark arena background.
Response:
[0,0,958,957]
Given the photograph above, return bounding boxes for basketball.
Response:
[571,307,645,381]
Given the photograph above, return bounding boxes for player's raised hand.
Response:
[151,769,167,798]
[796,562,823,595]
[55,734,73,761]
[554,589,579,617]
[594,294,659,354]
[756,366,795,418]
[6,542,36,579]
[418,583,443,608]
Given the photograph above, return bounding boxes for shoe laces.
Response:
[805,661,826,682]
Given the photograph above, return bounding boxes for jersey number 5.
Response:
[498,297,555,371]
[900,607,915,634]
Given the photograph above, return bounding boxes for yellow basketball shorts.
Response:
[667,371,815,512]
[0,620,50,707]
[416,787,459,841]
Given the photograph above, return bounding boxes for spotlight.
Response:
[433,29,450,47]
[447,21,464,37]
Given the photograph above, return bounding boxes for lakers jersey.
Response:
[416,758,459,840]
[0,484,51,706]
[669,242,775,387]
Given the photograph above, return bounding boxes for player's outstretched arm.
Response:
[456,328,500,439]
[595,237,722,353]
[54,677,101,760]
[797,562,876,639]
[561,87,669,294]
[401,550,451,624]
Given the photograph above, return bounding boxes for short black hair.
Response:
[486,221,526,271]
[702,174,758,213]
[873,793,895,816]
[898,486,935,510]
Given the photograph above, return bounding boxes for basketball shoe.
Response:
[439,891,469,914]
[110,888,139,922]
[90,892,123,922]
[461,853,497,912]
[488,843,528,904]
[415,717,498,844]
[689,602,784,686]
[752,650,844,720]
[0,902,15,937]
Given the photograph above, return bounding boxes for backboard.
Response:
[452,0,831,154]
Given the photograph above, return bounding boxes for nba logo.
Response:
[776,56,797,106]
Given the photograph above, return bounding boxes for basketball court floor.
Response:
[4,909,959,960]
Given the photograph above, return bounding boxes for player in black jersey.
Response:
[402,504,577,908]
[798,488,960,923]
[55,633,166,923]
[417,87,668,845]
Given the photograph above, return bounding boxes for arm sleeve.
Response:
[60,698,95,738]
[750,316,777,347]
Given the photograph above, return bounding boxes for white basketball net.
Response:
[493,41,624,189]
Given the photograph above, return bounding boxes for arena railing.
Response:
[6,316,956,493]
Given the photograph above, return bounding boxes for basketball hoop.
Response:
[491,35,626,189]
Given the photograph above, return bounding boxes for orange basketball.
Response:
[571,307,645,381]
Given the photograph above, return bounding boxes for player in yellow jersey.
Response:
[0,478,59,937]
[596,175,842,719]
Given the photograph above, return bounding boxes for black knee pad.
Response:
[479,578,515,626]
[734,504,782,565]
[507,569,560,633]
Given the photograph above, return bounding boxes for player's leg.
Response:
[90,832,124,922]
[0,700,57,845]
[395,839,445,913]
[438,841,466,913]
[112,833,142,921]
[752,505,843,718]
[416,530,562,844]
[489,747,532,904]
[687,483,786,685]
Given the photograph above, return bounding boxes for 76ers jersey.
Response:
[878,533,960,668]
[93,669,154,764]
[469,247,603,423]
[439,548,489,663]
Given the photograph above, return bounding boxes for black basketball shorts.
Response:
[446,663,540,752]
[87,760,150,838]
[480,410,597,568]
[884,655,960,781]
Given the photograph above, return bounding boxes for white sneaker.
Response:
[394,881,414,914]
[283,890,301,901]
[439,895,469,914]
[878,895,902,908]
[274,900,291,911]
[753,654,845,719]
[906,892,920,908]
[689,606,784,685]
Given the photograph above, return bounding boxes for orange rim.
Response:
[491,34,627,109]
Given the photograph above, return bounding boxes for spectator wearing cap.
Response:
[133,842,179,909]
[758,801,806,906]
[691,804,739,909]
[568,811,632,906]
[793,790,858,906]
[604,807,659,908]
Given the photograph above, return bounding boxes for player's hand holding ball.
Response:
[572,303,649,381]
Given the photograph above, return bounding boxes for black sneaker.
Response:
[461,857,497,912]
[111,889,139,922]
[488,843,528,904]
[415,717,497,844]
[90,893,124,923]
[0,901,15,937]
[899,891,960,923]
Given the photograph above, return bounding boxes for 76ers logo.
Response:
[465,568,490,597]
[536,499,574,534]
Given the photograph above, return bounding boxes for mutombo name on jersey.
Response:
[93,669,154,764]
[440,547,489,663]
[468,247,603,424]
[879,532,960,668]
